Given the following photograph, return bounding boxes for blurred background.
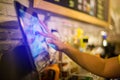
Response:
[0,0,120,80]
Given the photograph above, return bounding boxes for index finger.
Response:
[38,16,50,33]
[39,32,58,40]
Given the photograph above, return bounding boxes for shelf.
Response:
[34,0,110,28]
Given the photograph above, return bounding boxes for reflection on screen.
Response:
[18,8,49,71]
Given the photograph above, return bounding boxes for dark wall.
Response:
[0,45,34,80]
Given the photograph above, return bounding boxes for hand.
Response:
[40,31,66,51]
[38,19,66,51]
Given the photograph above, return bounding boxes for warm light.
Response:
[101,31,107,36]
[103,39,107,47]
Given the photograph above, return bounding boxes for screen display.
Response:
[15,1,50,71]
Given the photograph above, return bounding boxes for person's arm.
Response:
[40,30,120,78]
[62,43,120,78]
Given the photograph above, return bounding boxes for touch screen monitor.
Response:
[14,1,50,72]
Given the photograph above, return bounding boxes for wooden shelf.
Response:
[34,0,110,28]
